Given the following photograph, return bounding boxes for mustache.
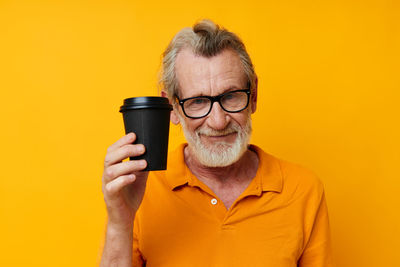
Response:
[196,124,240,137]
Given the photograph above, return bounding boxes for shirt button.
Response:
[211,198,218,205]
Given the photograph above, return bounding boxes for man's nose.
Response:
[206,101,230,130]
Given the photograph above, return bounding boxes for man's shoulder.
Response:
[251,144,324,196]
[146,143,188,190]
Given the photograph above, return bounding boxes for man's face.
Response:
[172,48,257,167]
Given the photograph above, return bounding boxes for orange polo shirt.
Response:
[133,144,333,266]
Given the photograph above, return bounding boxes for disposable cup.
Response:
[119,96,172,171]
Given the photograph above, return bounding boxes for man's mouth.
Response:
[199,132,237,143]
[204,132,235,138]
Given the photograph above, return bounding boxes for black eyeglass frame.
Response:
[176,89,251,119]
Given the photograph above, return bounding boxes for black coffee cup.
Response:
[119,97,173,171]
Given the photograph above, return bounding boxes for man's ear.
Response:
[170,109,180,125]
[251,77,258,113]
[161,90,180,125]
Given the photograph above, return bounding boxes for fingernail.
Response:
[139,145,145,153]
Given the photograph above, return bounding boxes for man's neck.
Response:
[183,145,259,209]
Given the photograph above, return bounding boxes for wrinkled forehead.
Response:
[175,48,248,99]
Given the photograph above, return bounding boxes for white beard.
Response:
[178,112,252,167]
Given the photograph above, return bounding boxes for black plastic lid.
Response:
[119,96,172,112]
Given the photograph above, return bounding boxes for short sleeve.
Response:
[298,190,334,266]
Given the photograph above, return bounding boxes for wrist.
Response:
[106,219,134,234]
[101,221,134,267]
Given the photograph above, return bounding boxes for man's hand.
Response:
[100,133,149,267]
[102,132,149,230]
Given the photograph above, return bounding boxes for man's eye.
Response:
[224,93,235,100]
[185,98,209,110]
[223,92,239,101]
[191,98,207,105]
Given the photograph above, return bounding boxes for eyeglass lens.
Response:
[183,90,248,118]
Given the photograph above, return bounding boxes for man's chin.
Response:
[188,140,245,168]
[200,139,233,149]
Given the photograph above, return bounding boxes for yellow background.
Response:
[0,0,399,266]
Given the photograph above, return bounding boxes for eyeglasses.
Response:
[176,89,251,119]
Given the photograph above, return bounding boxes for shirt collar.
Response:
[165,143,283,194]
[249,144,283,193]
[164,143,191,190]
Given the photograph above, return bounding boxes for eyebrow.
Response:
[189,86,242,98]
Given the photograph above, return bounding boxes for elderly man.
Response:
[100,20,332,267]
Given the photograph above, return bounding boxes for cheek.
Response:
[188,120,205,132]
[179,114,205,132]
[231,113,250,128]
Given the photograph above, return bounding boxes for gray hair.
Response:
[159,19,257,101]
